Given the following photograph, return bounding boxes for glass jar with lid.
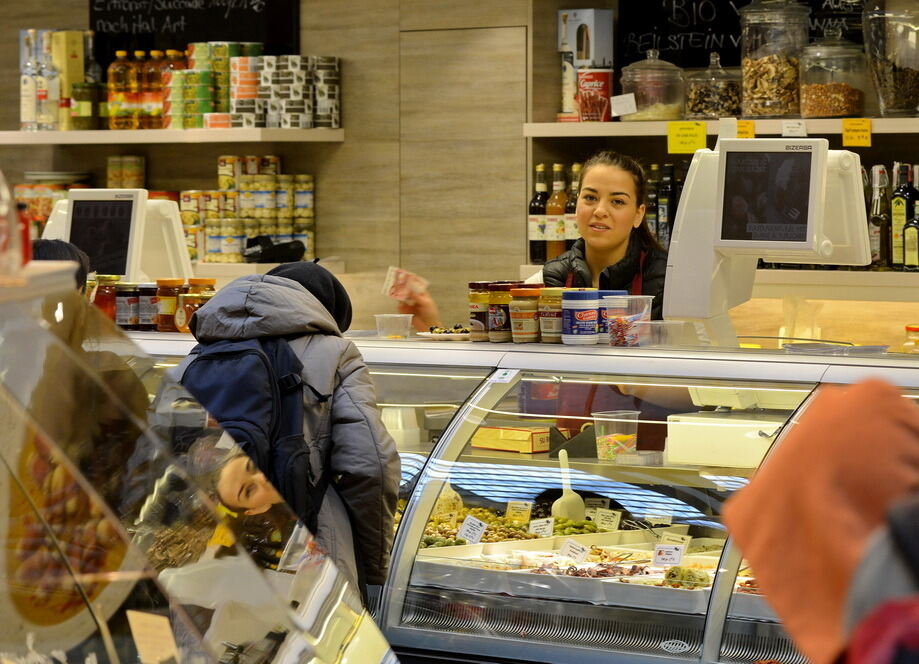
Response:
[685,52,741,119]
[92,274,120,321]
[864,1,919,116]
[799,28,868,118]
[904,324,919,353]
[740,0,811,118]
[620,49,684,121]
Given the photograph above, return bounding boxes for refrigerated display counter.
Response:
[129,331,919,664]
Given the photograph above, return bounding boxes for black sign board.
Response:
[89,0,299,67]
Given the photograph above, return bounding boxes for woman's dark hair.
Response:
[31,239,92,292]
[579,151,665,253]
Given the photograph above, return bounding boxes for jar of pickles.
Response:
[685,52,741,119]
[204,217,223,262]
[220,219,244,263]
[92,275,121,321]
[174,292,215,333]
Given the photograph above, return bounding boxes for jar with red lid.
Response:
[115,282,140,330]
[92,275,120,321]
[156,278,184,332]
[904,324,919,354]
[137,283,158,331]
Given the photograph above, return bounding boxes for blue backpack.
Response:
[177,336,330,531]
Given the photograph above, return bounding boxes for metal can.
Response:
[223,190,238,216]
[217,155,240,190]
[260,155,281,175]
[106,156,123,188]
[183,224,201,261]
[122,156,145,188]
[202,190,222,219]
[244,155,260,175]
[180,190,203,226]
[576,69,613,122]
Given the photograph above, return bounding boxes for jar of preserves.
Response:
[685,52,741,119]
[174,292,215,333]
[92,274,121,321]
[487,282,521,343]
[115,282,140,330]
[156,278,184,332]
[740,0,810,118]
[620,50,684,121]
[468,281,491,342]
[538,287,566,343]
[510,288,541,343]
[799,28,868,118]
[137,283,158,331]
[903,325,919,353]
[187,277,216,294]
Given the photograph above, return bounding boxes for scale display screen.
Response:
[68,200,135,275]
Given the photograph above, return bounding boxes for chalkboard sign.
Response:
[617,0,864,72]
[89,0,299,67]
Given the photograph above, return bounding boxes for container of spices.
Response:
[115,282,140,330]
[137,283,158,331]
[538,287,566,344]
[620,50,684,122]
[799,28,868,118]
[487,283,518,343]
[187,277,217,294]
[174,292,215,334]
[510,288,541,343]
[685,53,741,119]
[596,290,628,345]
[864,3,919,117]
[562,289,599,345]
[92,275,120,321]
[156,278,184,332]
[468,281,491,342]
[740,0,810,118]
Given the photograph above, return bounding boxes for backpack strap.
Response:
[286,335,332,403]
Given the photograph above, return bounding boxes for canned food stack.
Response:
[107,156,145,188]
[215,56,264,129]
[162,69,185,129]
[312,56,341,129]
[181,66,216,129]
[260,55,314,129]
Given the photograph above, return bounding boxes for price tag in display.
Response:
[660,532,692,547]
[667,121,707,154]
[594,508,622,532]
[528,517,555,538]
[127,611,180,664]
[843,118,872,147]
[653,544,686,567]
[505,501,533,524]
[610,93,638,118]
[456,515,488,544]
[489,369,519,384]
[559,538,591,563]
[736,120,756,139]
[584,497,610,520]
[781,119,808,137]
[646,511,673,526]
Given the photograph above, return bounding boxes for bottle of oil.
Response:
[108,51,139,130]
[545,163,568,260]
[139,50,164,129]
[528,164,548,264]
[890,163,917,269]
[905,208,919,271]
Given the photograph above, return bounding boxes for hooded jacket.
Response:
[542,235,668,320]
[191,274,400,588]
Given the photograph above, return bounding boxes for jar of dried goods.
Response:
[864,2,919,117]
[799,28,868,118]
[620,50,684,122]
[685,52,741,120]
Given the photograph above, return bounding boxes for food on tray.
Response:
[422,534,467,547]
[531,562,651,578]
[736,578,760,595]
[420,506,538,548]
[428,324,471,335]
[686,542,723,554]
[663,566,712,589]
[553,517,598,536]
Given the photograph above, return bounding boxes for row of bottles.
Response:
[108,50,187,130]
[869,162,919,271]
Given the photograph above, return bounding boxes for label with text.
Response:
[781,119,808,137]
[653,544,686,567]
[842,118,872,147]
[594,508,623,532]
[584,497,610,520]
[559,538,590,563]
[646,512,673,526]
[610,93,638,117]
[528,517,555,538]
[659,532,692,547]
[505,501,533,524]
[488,369,519,384]
[667,121,707,154]
[456,515,488,544]
[736,120,755,139]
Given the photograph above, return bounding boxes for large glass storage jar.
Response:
[685,52,741,119]
[620,49,684,121]
[740,0,810,117]
[800,28,868,118]
[864,2,919,116]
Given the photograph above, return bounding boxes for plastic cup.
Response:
[633,320,684,347]
[592,410,640,460]
[602,295,654,347]
[375,313,413,339]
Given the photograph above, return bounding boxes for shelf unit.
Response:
[0,128,344,145]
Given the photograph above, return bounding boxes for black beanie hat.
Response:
[267,261,353,332]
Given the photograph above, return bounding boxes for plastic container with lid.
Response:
[538,287,566,344]
[488,282,519,343]
[740,0,810,118]
[864,2,919,117]
[156,278,185,332]
[188,277,216,294]
[620,50,684,122]
[596,290,628,345]
[904,325,919,353]
[562,289,599,344]
[92,274,121,321]
[175,292,215,333]
[685,53,741,119]
[115,282,140,330]
[799,28,868,118]
[468,281,491,342]
[137,283,158,331]
[510,288,541,343]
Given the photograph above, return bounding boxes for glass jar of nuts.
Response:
[685,52,741,119]
[799,28,869,118]
[740,0,811,118]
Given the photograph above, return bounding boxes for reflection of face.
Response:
[217,456,284,515]
[576,165,646,255]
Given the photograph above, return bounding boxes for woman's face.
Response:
[217,455,284,515]
[576,165,646,254]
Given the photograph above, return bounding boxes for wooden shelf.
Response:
[752,269,919,302]
[524,117,919,138]
[0,128,344,145]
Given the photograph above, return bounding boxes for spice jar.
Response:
[799,28,868,118]
[685,53,741,119]
[510,288,541,343]
[538,288,566,344]
[188,277,217,295]
[174,292,215,333]
[865,2,919,117]
[740,0,810,118]
[487,282,519,343]
[115,282,140,330]
[468,281,491,342]
[620,50,684,122]
[137,283,158,331]
[92,275,121,321]
[156,278,184,332]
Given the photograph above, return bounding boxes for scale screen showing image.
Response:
[69,199,135,275]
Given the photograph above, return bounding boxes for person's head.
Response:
[576,151,659,255]
[215,453,284,516]
[266,261,353,332]
[31,239,92,292]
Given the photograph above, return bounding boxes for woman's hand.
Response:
[397,291,441,332]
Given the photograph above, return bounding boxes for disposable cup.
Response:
[602,295,654,346]
[592,410,640,460]
[375,313,413,339]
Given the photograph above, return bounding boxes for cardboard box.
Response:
[557,9,613,69]
[52,31,85,131]
[471,426,551,454]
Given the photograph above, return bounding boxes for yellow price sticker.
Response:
[667,121,708,154]
[842,118,872,147]
[505,500,533,524]
[736,120,755,139]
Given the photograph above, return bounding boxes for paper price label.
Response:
[667,121,707,154]
[610,93,638,117]
[736,120,756,139]
[506,500,533,524]
[584,497,610,520]
[559,538,590,563]
[456,515,487,544]
[646,511,673,526]
[594,508,622,532]
[843,118,872,147]
[653,544,686,567]
[660,532,692,547]
[528,517,555,538]
[127,610,180,664]
[781,119,808,137]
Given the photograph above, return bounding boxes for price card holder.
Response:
[559,538,590,563]
[610,93,638,117]
[667,121,707,154]
[781,119,808,137]
[584,497,610,520]
[660,532,692,547]
[506,500,533,524]
[127,610,180,664]
[653,544,686,567]
[528,517,555,538]
[843,118,872,147]
[646,512,673,526]
[594,508,622,532]
[456,515,488,544]
[736,120,756,139]
[489,368,519,384]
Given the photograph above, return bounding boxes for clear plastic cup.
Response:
[375,313,413,339]
[633,320,684,346]
[592,410,640,460]
[602,295,654,346]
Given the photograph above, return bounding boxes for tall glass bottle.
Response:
[868,165,891,270]
[559,13,577,115]
[528,164,548,264]
[35,31,60,131]
[20,29,38,131]
[890,163,917,269]
[905,210,919,271]
[545,163,568,260]
[564,163,581,251]
[657,164,674,250]
[140,50,164,129]
[83,30,103,84]
[108,50,139,130]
